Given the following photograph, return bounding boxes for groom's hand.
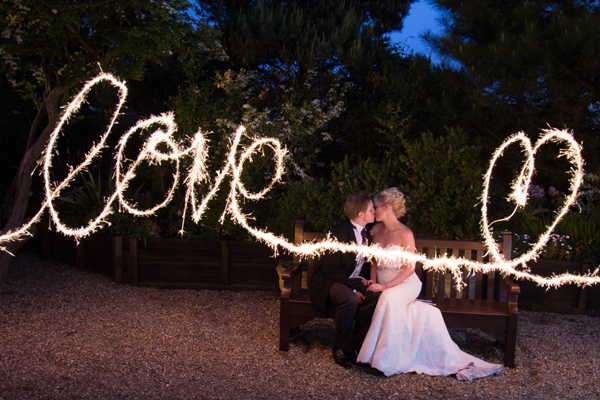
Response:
[353,290,365,303]
[362,279,375,286]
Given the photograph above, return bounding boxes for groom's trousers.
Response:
[328,279,381,354]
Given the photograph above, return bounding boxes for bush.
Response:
[273,157,397,238]
[501,174,600,262]
[273,126,485,241]
[398,127,483,240]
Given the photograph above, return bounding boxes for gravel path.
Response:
[1,252,599,400]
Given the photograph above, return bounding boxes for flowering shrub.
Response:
[168,64,348,239]
[573,237,599,262]
[509,232,533,258]
[577,173,600,215]
[528,185,545,198]
[508,229,598,262]
[498,172,600,262]
[539,234,574,260]
[175,66,346,179]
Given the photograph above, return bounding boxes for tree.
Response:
[425,0,600,168]
[196,0,419,171]
[0,0,221,287]
[202,0,411,70]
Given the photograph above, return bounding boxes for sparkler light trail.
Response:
[0,73,598,289]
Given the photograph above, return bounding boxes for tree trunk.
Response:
[0,85,72,289]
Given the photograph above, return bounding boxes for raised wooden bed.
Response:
[38,224,284,291]
[34,223,600,304]
[519,258,600,314]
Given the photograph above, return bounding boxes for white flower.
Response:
[52,9,58,14]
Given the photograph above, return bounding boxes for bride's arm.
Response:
[370,260,378,282]
[383,260,415,289]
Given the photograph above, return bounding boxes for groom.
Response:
[309,191,381,369]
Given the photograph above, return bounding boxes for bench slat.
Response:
[436,298,508,316]
[487,270,496,301]
[425,247,435,299]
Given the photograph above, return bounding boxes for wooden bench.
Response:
[280,220,520,368]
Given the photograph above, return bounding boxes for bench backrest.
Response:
[294,220,512,301]
[293,220,328,286]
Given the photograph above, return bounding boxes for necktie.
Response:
[361,228,367,245]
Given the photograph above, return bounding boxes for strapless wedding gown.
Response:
[356,246,503,381]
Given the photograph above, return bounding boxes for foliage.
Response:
[274,157,398,238]
[426,0,600,169]
[0,0,222,103]
[509,211,600,263]
[501,175,600,262]
[197,0,433,174]
[398,127,483,240]
[274,127,484,241]
[0,0,224,251]
[201,0,413,70]
[173,66,346,178]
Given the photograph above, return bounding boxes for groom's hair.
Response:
[345,191,371,219]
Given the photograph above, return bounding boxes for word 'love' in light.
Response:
[1,73,598,289]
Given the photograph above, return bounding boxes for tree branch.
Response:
[26,99,47,150]
[65,24,102,63]
[3,79,83,219]
[558,60,599,101]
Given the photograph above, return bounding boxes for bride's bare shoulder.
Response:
[398,223,413,236]
[390,223,414,249]
[390,223,412,236]
[400,224,415,248]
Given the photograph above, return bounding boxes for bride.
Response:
[356,188,503,381]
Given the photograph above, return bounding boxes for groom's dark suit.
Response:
[309,218,380,355]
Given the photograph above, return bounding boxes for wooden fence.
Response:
[39,226,285,291]
[518,258,599,315]
[35,224,600,312]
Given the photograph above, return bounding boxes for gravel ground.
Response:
[1,252,599,400]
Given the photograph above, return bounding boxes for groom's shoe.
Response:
[332,348,353,369]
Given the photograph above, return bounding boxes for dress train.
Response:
[357,247,503,381]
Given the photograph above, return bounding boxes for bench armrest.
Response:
[501,275,520,314]
[502,275,521,296]
[281,262,303,299]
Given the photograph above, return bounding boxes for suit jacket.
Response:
[309,218,371,314]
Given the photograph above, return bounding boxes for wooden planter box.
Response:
[38,224,286,291]
[519,258,600,313]
[33,224,600,307]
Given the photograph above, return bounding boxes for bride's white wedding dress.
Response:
[356,246,503,381]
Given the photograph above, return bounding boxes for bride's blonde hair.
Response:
[373,188,406,218]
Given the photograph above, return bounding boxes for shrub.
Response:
[273,157,397,238]
[398,127,483,240]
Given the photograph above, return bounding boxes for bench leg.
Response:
[280,329,290,351]
[280,300,290,351]
[503,313,518,368]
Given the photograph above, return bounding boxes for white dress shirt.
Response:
[349,221,367,280]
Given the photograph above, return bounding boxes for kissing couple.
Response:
[309,189,503,381]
